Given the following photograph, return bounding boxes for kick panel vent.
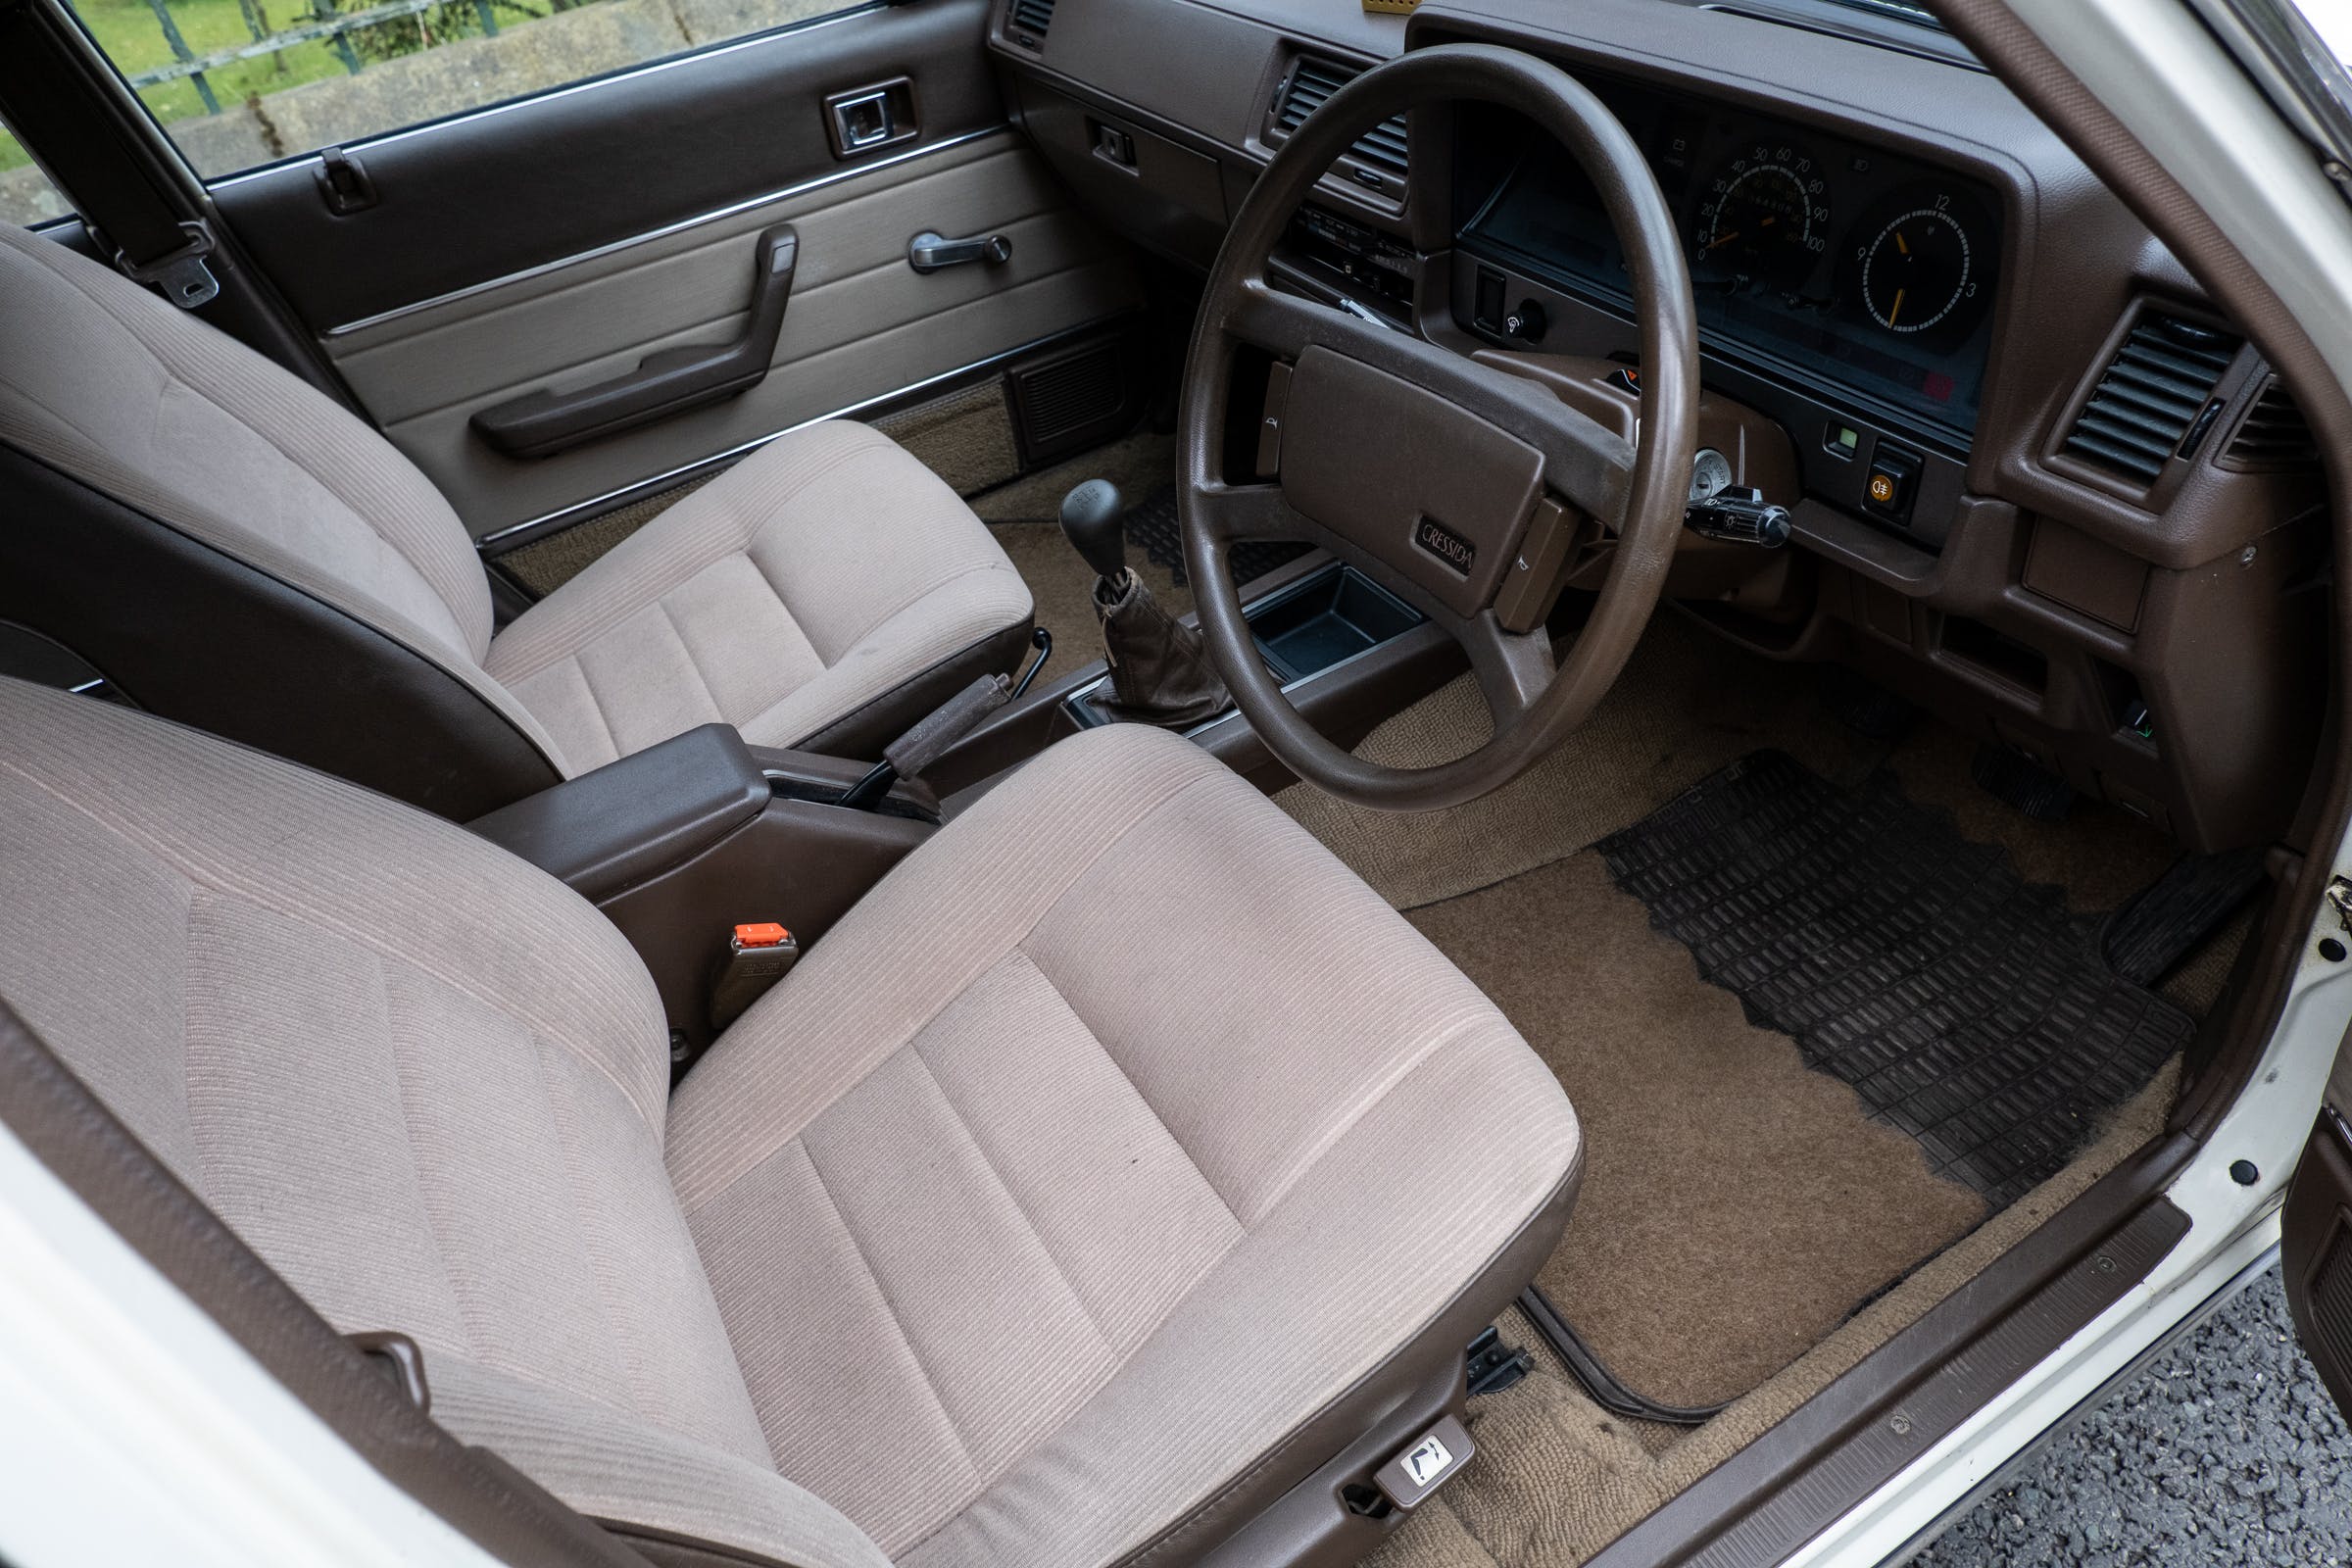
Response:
[2225,377,2319,469]
[1007,0,1054,42]
[2060,310,2241,487]
[1006,334,1144,467]
[1020,346,1120,442]
[1272,57,1410,179]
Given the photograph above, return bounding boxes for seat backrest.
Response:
[0,225,569,812]
[0,678,882,1568]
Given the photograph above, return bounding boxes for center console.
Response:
[1065,562,1424,731]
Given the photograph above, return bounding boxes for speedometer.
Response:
[1696,141,1831,291]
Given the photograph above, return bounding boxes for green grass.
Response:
[80,0,375,123]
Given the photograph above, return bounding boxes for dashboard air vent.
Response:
[2060,311,2241,486]
[2225,377,2319,469]
[1007,0,1054,43]
[1273,57,1410,179]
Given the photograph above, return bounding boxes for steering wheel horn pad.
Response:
[1176,42,1699,810]
[1280,345,1546,619]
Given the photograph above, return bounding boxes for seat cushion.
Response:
[486,421,1034,771]
[667,722,1583,1565]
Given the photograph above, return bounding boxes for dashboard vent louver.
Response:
[1273,57,1410,180]
[2060,311,2241,486]
[2225,377,2319,469]
[1007,0,1054,42]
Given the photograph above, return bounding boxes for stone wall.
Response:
[1,0,843,227]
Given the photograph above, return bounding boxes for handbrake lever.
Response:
[838,673,1012,811]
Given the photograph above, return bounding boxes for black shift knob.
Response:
[1058,478,1127,582]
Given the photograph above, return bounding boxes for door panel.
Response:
[211,0,1005,331]
[327,133,1137,536]
[2283,1040,2352,1416]
[207,0,1143,540]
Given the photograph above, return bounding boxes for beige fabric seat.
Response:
[0,222,1033,790]
[0,677,1581,1567]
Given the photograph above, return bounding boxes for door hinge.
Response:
[2327,874,2352,932]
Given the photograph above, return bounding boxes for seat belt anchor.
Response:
[102,218,220,310]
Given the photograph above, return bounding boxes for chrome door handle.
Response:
[907,230,1012,273]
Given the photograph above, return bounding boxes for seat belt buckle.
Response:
[103,218,220,310]
[710,922,799,1032]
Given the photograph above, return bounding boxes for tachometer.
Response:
[1859,200,1977,333]
[1696,141,1830,291]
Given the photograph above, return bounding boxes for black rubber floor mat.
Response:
[2102,847,2268,986]
[1597,751,2192,1207]
[1121,485,1308,589]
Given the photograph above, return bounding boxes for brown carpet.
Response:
[870,380,1021,497]
[1409,852,1988,1409]
[1361,1064,2179,1568]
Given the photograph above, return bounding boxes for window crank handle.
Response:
[907,230,1013,273]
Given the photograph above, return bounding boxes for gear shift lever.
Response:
[1057,478,1229,727]
[1059,478,1129,585]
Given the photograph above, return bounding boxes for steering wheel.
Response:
[1178,43,1698,810]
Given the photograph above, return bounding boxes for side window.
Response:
[50,0,857,184]
[1,117,74,228]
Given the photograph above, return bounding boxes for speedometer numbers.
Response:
[1696,142,1830,291]
[1852,189,1988,339]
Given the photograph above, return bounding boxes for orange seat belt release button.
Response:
[710,922,800,1032]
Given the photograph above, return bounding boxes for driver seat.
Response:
[0,222,1035,818]
[0,678,1582,1566]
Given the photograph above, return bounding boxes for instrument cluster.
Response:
[1456,78,2004,444]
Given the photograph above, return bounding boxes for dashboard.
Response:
[986,0,2330,857]
[1453,83,2003,446]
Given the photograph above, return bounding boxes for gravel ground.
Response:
[1910,1262,2352,1565]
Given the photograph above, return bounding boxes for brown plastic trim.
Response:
[0,997,655,1568]
[465,722,771,903]
[0,441,563,820]
[2281,1106,2352,1414]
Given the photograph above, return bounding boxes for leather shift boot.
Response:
[1094,570,1231,727]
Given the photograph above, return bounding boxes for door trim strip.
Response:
[472,314,1137,557]
[323,124,1011,339]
